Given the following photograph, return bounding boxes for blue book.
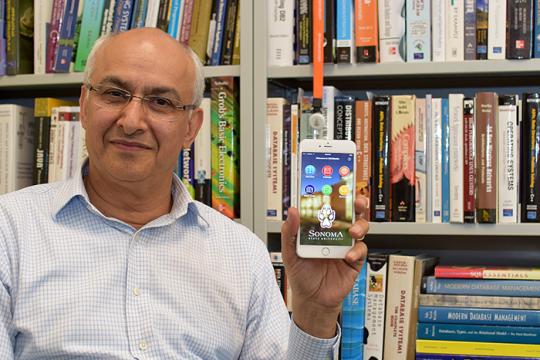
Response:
[130,0,149,29]
[0,0,4,76]
[340,261,367,360]
[418,306,540,326]
[535,0,540,57]
[178,144,195,198]
[441,98,450,223]
[112,0,134,33]
[210,0,229,65]
[423,276,540,297]
[167,0,183,39]
[417,354,538,360]
[417,322,540,344]
[336,0,353,63]
[53,0,81,73]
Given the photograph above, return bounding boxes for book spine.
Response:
[180,144,195,198]
[423,276,540,296]
[340,262,367,360]
[268,0,294,66]
[210,0,228,65]
[0,0,6,76]
[535,0,540,57]
[464,0,477,60]
[507,0,533,59]
[34,0,54,74]
[476,0,488,59]
[431,0,445,62]
[475,92,498,223]
[445,0,464,61]
[166,0,181,39]
[416,354,539,360]
[521,93,540,222]
[384,255,416,360]
[189,0,212,63]
[211,77,240,219]
[53,0,81,73]
[112,0,133,33]
[322,86,341,140]
[231,1,240,65]
[220,0,237,65]
[295,0,311,64]
[129,0,147,29]
[282,104,292,219]
[419,293,540,309]
[416,98,427,223]
[488,0,507,59]
[290,104,299,208]
[336,0,354,63]
[266,98,286,220]
[463,98,475,223]
[363,253,389,360]
[100,0,116,36]
[417,323,540,344]
[144,0,159,28]
[416,339,540,358]
[74,0,106,72]
[334,96,355,141]
[498,95,519,223]
[179,0,194,44]
[406,0,430,62]
[355,0,379,62]
[325,0,336,63]
[46,0,65,73]
[425,95,433,222]
[194,98,211,206]
[356,100,372,220]
[371,96,391,221]
[419,305,540,326]
[390,95,416,222]
[441,98,450,223]
[431,98,443,223]
[378,0,406,62]
[449,94,464,223]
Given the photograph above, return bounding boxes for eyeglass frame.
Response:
[85,83,199,114]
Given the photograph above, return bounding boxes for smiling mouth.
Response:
[110,140,152,151]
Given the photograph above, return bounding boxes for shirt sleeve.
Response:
[0,216,15,360]
[238,239,340,360]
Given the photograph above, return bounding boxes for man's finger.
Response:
[344,240,368,270]
[355,196,369,220]
[349,218,369,241]
[281,207,300,262]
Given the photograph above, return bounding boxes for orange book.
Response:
[355,0,379,62]
[355,100,372,220]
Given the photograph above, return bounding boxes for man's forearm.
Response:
[292,300,340,339]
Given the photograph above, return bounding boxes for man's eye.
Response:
[150,97,174,108]
[103,89,128,98]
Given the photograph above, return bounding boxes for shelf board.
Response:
[268,60,540,80]
[0,66,241,89]
[266,220,540,236]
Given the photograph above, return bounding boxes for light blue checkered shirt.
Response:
[0,165,338,359]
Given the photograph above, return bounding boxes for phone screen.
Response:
[299,151,355,246]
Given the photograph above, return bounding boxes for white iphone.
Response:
[296,139,357,258]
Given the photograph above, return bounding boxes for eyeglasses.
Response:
[86,84,197,118]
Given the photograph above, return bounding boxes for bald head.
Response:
[84,28,205,106]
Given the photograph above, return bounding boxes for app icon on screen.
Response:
[339,166,350,177]
[339,185,349,196]
[305,185,315,194]
[322,165,333,177]
[321,185,332,195]
[305,165,316,175]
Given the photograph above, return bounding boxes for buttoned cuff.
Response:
[288,317,341,360]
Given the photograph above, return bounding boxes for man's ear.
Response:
[79,85,88,130]
[182,107,204,148]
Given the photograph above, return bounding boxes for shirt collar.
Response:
[51,160,210,227]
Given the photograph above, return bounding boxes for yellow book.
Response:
[417,339,540,357]
[189,0,213,63]
[231,1,240,65]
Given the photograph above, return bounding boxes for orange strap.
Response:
[313,0,324,103]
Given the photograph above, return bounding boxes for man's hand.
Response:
[281,196,369,339]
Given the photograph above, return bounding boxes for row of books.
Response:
[270,252,540,360]
[269,0,539,66]
[0,0,240,76]
[0,77,241,218]
[266,90,540,224]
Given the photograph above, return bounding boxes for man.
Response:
[0,28,368,359]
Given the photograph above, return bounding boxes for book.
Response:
[0,105,34,195]
[422,276,540,297]
[336,0,354,63]
[53,0,82,73]
[406,0,430,62]
[266,98,288,220]
[419,293,540,310]
[416,339,540,357]
[390,95,415,222]
[431,0,445,62]
[476,0,488,59]
[371,96,391,221]
[417,323,540,344]
[431,98,443,223]
[487,0,506,59]
[194,98,211,205]
[324,0,336,63]
[355,100,371,220]
[334,96,355,140]
[6,0,34,74]
[74,0,106,72]
[475,92,498,223]
[507,0,533,59]
[355,0,378,63]
[111,0,133,33]
[449,94,464,223]
[417,355,538,360]
[378,0,406,62]
[418,305,540,326]
[445,0,464,61]
[463,98,475,223]
[189,0,213,63]
[179,144,196,198]
[441,98,450,223]
[464,0,476,60]
[211,77,240,219]
[295,0,311,64]
[34,0,54,74]
[435,265,540,279]
[521,93,540,222]
[267,0,294,66]
[282,103,292,219]
[340,261,367,359]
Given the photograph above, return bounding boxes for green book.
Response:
[74,0,106,72]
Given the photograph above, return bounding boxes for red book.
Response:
[435,265,540,280]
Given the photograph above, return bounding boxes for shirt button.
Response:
[139,340,148,351]
[133,287,141,296]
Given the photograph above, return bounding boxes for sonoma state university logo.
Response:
[318,204,336,228]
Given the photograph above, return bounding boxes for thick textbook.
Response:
[417,323,540,344]
[422,276,540,297]
[418,305,540,326]
[419,293,540,310]
[435,265,540,280]
[416,339,540,357]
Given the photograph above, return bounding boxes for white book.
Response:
[194,98,211,200]
[415,98,427,223]
[431,0,446,62]
[323,86,342,140]
[378,0,406,62]
[425,94,433,222]
[449,93,465,223]
[144,0,160,28]
[56,108,81,181]
[267,0,294,66]
[445,0,464,61]
[48,108,60,183]
[176,0,185,41]
[34,0,54,74]
[498,95,518,223]
[266,98,288,220]
[431,98,443,223]
[488,0,506,59]
[406,0,431,62]
[290,103,299,208]
[0,105,34,195]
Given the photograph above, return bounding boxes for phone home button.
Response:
[321,247,330,256]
